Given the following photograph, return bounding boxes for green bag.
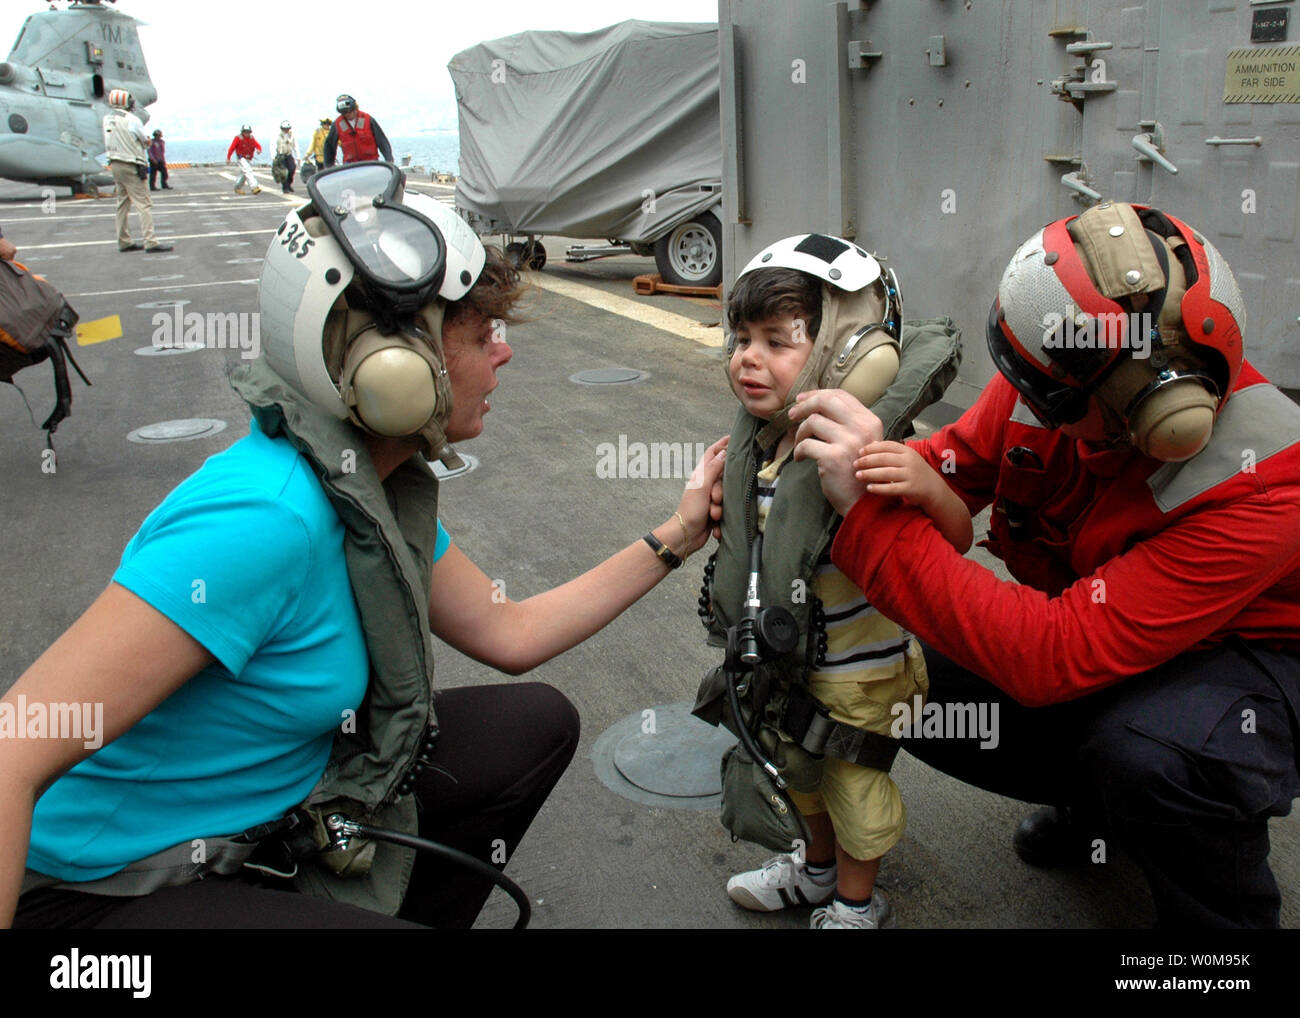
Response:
[719,741,812,853]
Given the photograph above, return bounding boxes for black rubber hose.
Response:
[347,821,531,929]
[725,664,786,791]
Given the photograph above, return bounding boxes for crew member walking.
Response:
[323,95,393,166]
[101,90,171,253]
[148,130,170,191]
[274,121,300,194]
[226,125,263,195]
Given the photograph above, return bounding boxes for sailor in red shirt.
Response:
[789,202,1300,928]
[226,125,263,195]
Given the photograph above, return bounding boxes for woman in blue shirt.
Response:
[2,165,726,929]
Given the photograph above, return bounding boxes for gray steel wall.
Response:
[720,0,1300,407]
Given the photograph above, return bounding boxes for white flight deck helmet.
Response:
[731,233,902,448]
[258,161,486,467]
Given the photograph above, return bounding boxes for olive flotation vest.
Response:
[334,112,380,163]
[693,317,962,779]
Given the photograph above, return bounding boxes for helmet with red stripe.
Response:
[987,202,1245,460]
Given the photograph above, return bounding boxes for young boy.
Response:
[720,237,971,929]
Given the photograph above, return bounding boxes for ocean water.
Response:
[163,134,461,174]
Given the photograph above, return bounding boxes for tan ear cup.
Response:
[839,339,900,408]
[1128,380,1217,462]
[340,331,442,437]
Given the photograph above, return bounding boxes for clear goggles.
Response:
[307,161,447,319]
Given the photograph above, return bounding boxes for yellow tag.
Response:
[1224,47,1300,103]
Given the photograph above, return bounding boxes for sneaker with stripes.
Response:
[726,850,837,912]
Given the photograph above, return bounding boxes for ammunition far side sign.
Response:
[1224,46,1300,103]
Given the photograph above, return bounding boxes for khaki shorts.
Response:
[787,641,928,861]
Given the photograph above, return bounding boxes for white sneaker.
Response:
[726,851,836,912]
[810,889,895,929]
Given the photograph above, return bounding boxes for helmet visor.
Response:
[986,299,1088,428]
[308,162,446,309]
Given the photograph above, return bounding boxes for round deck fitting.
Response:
[592,701,735,809]
[127,418,227,443]
[431,453,479,479]
[133,344,203,357]
[570,367,645,385]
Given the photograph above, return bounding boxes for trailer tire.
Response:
[505,242,528,269]
[654,210,722,287]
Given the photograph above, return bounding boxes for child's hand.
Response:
[854,441,946,511]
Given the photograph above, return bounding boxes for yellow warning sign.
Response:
[1225,46,1300,103]
[75,314,122,345]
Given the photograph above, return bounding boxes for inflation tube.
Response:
[329,816,531,929]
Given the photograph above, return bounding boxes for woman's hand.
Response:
[671,434,728,555]
[427,435,729,677]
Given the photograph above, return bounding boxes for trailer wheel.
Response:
[654,211,722,287]
[505,242,528,269]
[527,240,547,270]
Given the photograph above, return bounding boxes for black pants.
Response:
[14,683,579,929]
[280,154,296,191]
[148,160,168,189]
[906,641,1300,928]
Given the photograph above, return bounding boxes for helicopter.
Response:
[0,1,157,196]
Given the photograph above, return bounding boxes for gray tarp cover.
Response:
[449,20,721,242]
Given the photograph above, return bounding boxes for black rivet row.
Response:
[810,597,828,667]
[697,552,718,627]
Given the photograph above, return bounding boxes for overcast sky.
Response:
[80,0,719,138]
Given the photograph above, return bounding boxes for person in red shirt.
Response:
[789,202,1300,928]
[226,125,263,195]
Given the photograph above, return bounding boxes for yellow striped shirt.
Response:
[756,453,913,684]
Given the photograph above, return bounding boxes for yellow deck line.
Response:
[530,273,723,347]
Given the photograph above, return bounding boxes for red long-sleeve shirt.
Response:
[831,363,1300,706]
[227,134,262,160]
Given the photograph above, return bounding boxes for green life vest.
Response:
[232,358,442,917]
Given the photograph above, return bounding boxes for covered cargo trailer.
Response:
[449,19,725,286]
[719,0,1300,407]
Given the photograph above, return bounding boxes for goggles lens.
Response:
[308,162,446,306]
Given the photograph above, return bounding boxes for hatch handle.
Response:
[1205,136,1263,147]
[1061,171,1102,202]
[1132,132,1179,175]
